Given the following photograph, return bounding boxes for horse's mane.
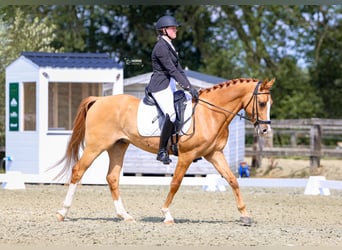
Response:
[198,78,259,95]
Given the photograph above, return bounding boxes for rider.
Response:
[146,15,199,165]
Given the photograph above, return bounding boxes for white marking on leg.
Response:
[161,207,174,223]
[114,197,134,221]
[57,183,77,218]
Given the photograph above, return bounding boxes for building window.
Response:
[48,82,102,130]
[23,82,36,131]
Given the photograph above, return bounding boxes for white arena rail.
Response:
[1,170,342,196]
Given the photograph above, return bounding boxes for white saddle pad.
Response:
[137,94,193,137]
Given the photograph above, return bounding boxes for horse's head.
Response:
[244,78,275,135]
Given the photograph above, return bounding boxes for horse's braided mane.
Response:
[198,78,259,95]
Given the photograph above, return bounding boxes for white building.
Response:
[5,52,123,184]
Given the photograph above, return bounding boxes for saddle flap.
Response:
[142,88,191,136]
[137,95,192,137]
[143,87,156,106]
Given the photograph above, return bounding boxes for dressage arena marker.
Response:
[0,171,26,190]
[0,156,26,190]
[202,174,226,192]
[304,176,330,195]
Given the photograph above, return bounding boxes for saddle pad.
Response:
[137,94,193,137]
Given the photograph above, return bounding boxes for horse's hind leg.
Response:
[106,141,134,222]
[205,151,252,226]
[56,147,101,222]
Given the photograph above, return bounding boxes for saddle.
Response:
[143,87,188,156]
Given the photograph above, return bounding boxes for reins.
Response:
[197,98,250,122]
[181,81,271,136]
[179,100,198,136]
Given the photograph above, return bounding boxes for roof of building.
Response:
[185,69,226,84]
[124,69,227,89]
[21,51,121,69]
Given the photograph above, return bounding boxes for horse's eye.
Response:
[259,102,267,108]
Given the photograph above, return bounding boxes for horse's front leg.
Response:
[106,142,135,222]
[205,150,252,226]
[162,159,190,224]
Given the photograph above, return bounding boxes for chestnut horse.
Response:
[54,78,275,225]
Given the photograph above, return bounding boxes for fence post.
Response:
[291,133,297,147]
[251,135,262,168]
[251,130,273,169]
[310,124,322,170]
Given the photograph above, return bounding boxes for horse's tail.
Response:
[50,96,99,182]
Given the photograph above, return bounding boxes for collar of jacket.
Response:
[160,37,178,58]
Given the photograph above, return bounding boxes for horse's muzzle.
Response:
[254,120,271,135]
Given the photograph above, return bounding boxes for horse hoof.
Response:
[118,213,135,222]
[163,219,175,225]
[124,217,136,223]
[56,212,65,222]
[240,216,253,226]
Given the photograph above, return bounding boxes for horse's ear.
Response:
[261,78,275,90]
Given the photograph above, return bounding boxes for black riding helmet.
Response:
[156,15,181,30]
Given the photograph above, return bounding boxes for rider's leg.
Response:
[152,85,176,164]
[157,114,174,164]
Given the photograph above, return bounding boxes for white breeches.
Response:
[151,78,177,123]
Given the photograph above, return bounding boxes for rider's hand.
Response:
[189,87,199,102]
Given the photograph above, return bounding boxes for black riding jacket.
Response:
[147,37,191,93]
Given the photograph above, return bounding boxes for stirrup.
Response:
[157,150,172,165]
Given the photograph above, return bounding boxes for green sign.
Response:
[9,82,19,131]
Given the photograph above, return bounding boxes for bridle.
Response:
[243,81,271,127]
[197,81,271,127]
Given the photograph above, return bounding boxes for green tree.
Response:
[305,6,342,118]
[272,56,323,119]
[25,5,86,52]
[210,5,327,119]
[103,5,211,77]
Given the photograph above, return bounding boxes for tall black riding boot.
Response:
[157,114,174,164]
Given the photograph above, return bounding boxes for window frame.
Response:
[48,82,103,131]
[22,82,37,131]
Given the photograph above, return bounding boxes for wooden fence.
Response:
[245,118,342,169]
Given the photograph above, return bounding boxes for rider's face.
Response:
[165,26,177,39]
